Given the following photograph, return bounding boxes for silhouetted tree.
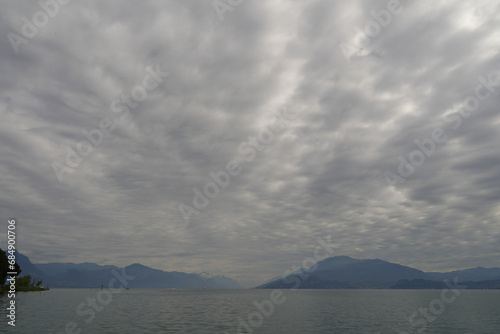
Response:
[0,249,7,285]
[17,275,31,287]
[0,249,21,285]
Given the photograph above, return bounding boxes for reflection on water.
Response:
[0,289,499,333]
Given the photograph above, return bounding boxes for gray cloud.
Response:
[1,0,499,285]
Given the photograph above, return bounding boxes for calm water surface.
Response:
[1,289,499,333]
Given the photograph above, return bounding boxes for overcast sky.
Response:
[1,0,499,286]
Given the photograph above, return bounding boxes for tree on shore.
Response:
[1,249,45,291]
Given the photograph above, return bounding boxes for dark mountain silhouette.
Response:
[257,256,500,289]
[14,251,47,280]
[426,267,500,282]
[313,257,431,283]
[122,263,240,289]
[257,256,430,289]
[14,252,241,289]
[14,252,499,290]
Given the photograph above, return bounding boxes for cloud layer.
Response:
[1,0,500,284]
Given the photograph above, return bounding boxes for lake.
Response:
[1,289,499,333]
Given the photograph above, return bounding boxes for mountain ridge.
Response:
[11,252,499,290]
[13,252,241,289]
[256,255,500,289]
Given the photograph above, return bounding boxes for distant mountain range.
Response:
[12,252,500,290]
[256,256,500,289]
[14,252,241,289]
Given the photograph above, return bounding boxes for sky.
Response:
[1,0,500,286]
